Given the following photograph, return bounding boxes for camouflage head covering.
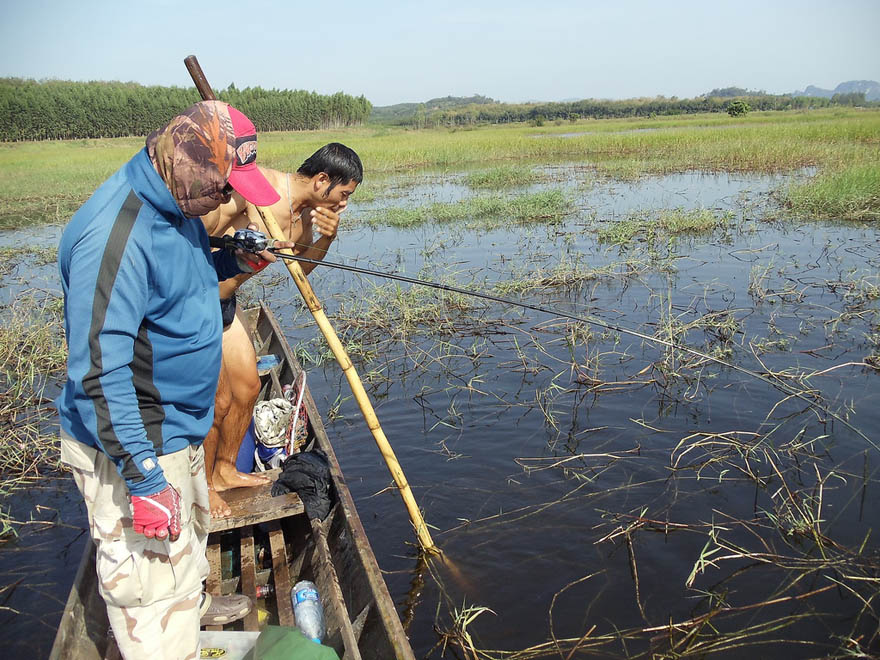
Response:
[146,100,235,218]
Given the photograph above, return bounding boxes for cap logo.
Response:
[234,135,257,167]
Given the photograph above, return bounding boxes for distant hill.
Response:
[704,87,769,98]
[370,94,496,122]
[792,80,880,101]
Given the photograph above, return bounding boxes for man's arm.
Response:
[292,204,343,275]
[64,228,167,496]
[204,196,257,298]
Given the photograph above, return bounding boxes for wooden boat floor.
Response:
[208,468,303,533]
[204,471,304,633]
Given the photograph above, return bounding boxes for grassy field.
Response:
[1,108,878,228]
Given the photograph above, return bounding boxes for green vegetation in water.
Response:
[330,276,485,343]
[366,189,568,228]
[786,163,880,221]
[345,181,381,203]
[464,165,541,189]
[0,291,67,537]
[0,137,140,229]
[597,208,734,245]
[493,256,647,295]
[0,247,59,278]
[866,331,880,369]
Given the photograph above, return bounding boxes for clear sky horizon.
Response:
[2,0,878,107]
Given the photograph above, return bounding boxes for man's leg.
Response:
[61,435,210,660]
[211,311,270,495]
[203,358,233,518]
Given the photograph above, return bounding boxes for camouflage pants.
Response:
[61,432,210,660]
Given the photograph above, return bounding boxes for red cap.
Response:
[226,105,281,206]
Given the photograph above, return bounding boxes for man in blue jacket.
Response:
[56,100,282,659]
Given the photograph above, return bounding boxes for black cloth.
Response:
[271,449,332,520]
[219,293,237,328]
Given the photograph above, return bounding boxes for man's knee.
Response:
[233,367,261,406]
[224,316,261,406]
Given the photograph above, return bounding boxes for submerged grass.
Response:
[330,276,486,342]
[465,165,541,189]
[597,208,734,245]
[0,290,66,537]
[426,421,880,659]
[493,256,648,295]
[366,189,569,228]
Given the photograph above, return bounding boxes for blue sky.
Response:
[2,0,878,107]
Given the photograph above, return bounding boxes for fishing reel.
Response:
[210,228,274,254]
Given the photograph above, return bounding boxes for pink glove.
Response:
[131,484,182,541]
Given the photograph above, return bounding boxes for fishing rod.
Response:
[216,229,874,451]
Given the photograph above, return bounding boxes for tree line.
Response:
[393,92,873,128]
[0,78,372,141]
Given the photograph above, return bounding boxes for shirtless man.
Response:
[201,143,363,517]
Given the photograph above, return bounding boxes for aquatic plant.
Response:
[787,163,880,221]
[465,165,541,189]
[597,208,733,246]
[367,190,569,229]
[0,290,66,536]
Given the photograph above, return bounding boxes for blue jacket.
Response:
[57,148,243,495]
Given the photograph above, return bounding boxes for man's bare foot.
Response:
[208,487,232,519]
[213,467,272,492]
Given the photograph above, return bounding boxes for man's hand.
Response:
[310,203,344,239]
[235,223,278,273]
[131,484,182,541]
[235,251,271,274]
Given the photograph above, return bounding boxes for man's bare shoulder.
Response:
[202,167,289,236]
[256,167,295,226]
[202,195,250,236]
[258,166,286,190]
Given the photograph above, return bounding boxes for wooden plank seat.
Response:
[207,469,304,534]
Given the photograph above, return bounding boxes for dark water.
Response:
[1,169,878,658]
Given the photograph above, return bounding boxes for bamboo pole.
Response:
[182,55,437,554]
[255,205,437,553]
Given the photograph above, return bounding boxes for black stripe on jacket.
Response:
[81,190,165,483]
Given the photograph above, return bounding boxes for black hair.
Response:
[297,143,363,194]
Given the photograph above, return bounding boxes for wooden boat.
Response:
[50,303,416,660]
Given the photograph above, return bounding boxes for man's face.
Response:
[317,176,359,211]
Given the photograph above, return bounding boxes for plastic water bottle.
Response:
[291,580,325,643]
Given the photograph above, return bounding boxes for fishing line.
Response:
[267,248,875,450]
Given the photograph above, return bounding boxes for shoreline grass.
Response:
[786,163,880,221]
[1,108,879,228]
